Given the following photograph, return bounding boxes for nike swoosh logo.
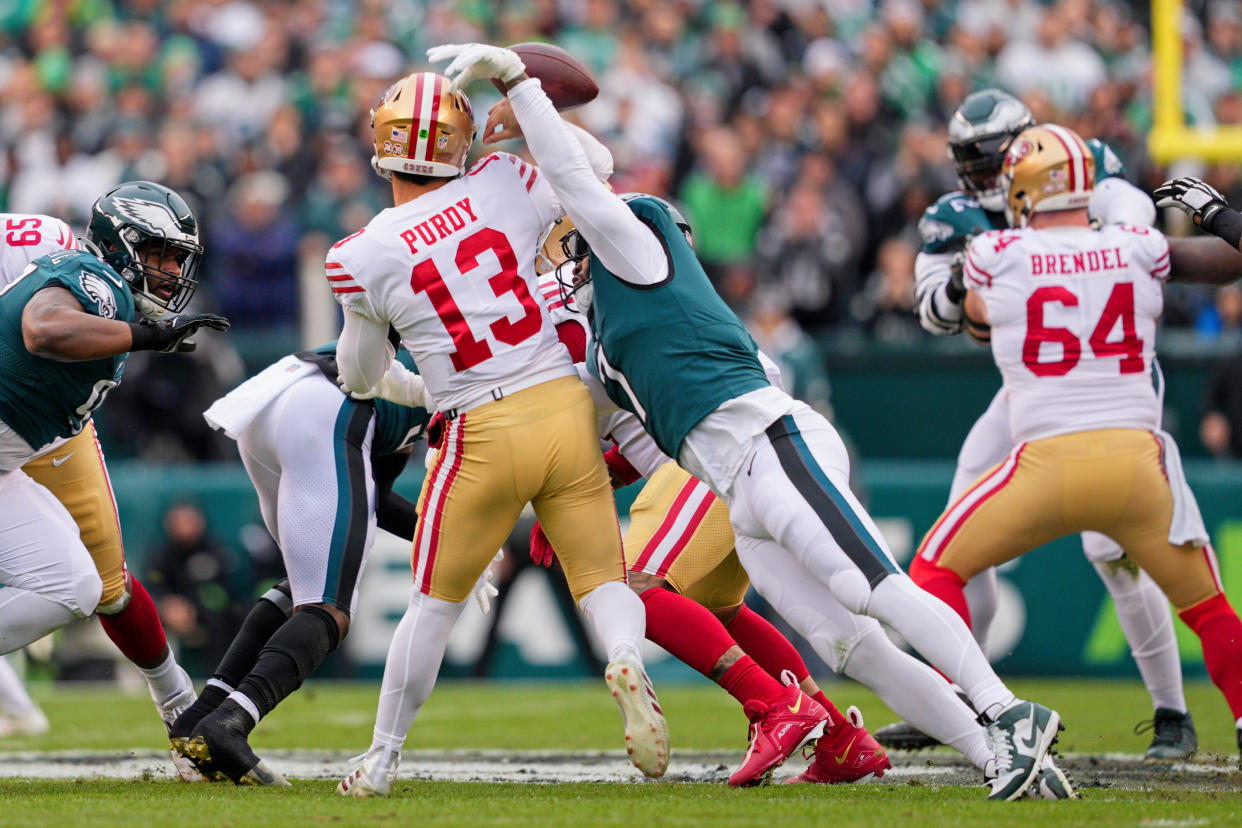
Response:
[51,452,76,467]
[787,694,803,714]
[833,735,859,763]
[1013,714,1039,754]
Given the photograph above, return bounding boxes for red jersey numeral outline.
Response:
[410,228,542,371]
[1023,282,1144,377]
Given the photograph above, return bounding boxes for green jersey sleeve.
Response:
[1087,138,1124,181]
[918,192,1005,254]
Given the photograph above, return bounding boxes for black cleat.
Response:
[1135,708,1197,761]
[874,720,942,751]
[170,696,230,782]
[185,706,290,787]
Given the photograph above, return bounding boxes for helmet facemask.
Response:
[127,234,202,317]
[538,216,593,315]
[86,181,204,319]
[950,131,1023,212]
[947,89,1034,212]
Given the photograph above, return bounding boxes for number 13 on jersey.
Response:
[410,228,543,372]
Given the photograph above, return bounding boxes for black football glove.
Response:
[945,251,967,304]
[128,313,231,354]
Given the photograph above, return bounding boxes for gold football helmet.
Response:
[1000,124,1095,228]
[371,71,476,179]
[535,216,580,274]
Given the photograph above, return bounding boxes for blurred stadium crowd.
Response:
[5,0,1242,346]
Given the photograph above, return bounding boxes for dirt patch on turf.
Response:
[0,749,1239,791]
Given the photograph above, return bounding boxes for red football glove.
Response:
[529,522,556,568]
[603,445,642,487]
[426,411,447,450]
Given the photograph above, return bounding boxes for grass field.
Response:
[1,677,1240,826]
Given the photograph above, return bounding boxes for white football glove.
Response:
[341,361,428,409]
[1154,176,1230,226]
[427,43,525,92]
[473,550,504,614]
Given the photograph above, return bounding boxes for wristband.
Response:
[128,321,159,351]
[1206,208,1242,251]
[944,277,966,304]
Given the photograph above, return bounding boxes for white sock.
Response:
[866,575,1014,716]
[578,581,644,664]
[226,691,261,726]
[962,569,999,654]
[370,590,464,753]
[1093,560,1187,713]
[843,629,993,771]
[0,655,39,716]
[0,587,78,655]
[139,650,193,708]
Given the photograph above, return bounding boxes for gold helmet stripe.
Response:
[1043,123,1088,191]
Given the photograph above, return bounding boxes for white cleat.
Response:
[157,674,209,783]
[605,658,669,778]
[338,747,400,797]
[0,709,50,738]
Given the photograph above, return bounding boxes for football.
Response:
[492,42,599,110]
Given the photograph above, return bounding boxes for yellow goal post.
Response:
[1149,0,1242,163]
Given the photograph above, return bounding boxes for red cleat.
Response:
[728,686,829,787]
[788,705,890,784]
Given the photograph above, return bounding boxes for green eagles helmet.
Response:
[86,180,203,319]
[947,89,1034,212]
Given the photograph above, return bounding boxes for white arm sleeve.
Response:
[914,251,964,335]
[337,309,394,395]
[1090,177,1157,228]
[509,78,667,286]
[564,121,613,181]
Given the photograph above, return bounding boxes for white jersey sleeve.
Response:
[325,154,574,413]
[968,224,1168,443]
[0,214,78,288]
[508,78,669,287]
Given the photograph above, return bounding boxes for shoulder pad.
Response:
[1087,138,1124,180]
[919,192,999,253]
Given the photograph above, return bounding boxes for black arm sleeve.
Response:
[373,450,418,541]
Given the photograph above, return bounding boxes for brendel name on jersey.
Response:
[399,197,480,254]
[1030,247,1128,277]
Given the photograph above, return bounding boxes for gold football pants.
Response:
[23,422,124,608]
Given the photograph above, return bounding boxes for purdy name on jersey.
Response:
[963,222,1169,444]
[326,151,573,413]
[0,248,135,450]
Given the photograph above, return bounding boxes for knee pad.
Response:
[827,568,873,615]
[1081,530,1125,564]
[95,573,132,616]
[69,568,104,618]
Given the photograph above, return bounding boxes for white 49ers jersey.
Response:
[327,152,574,412]
[0,213,77,288]
[964,223,1170,443]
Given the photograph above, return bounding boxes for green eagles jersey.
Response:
[919,138,1126,255]
[309,342,430,455]
[0,249,135,451]
[586,196,770,459]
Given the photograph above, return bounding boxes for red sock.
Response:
[98,576,168,666]
[719,656,787,710]
[722,607,840,718]
[1179,593,1242,719]
[908,558,972,628]
[811,690,844,724]
[725,604,811,684]
[638,587,738,676]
